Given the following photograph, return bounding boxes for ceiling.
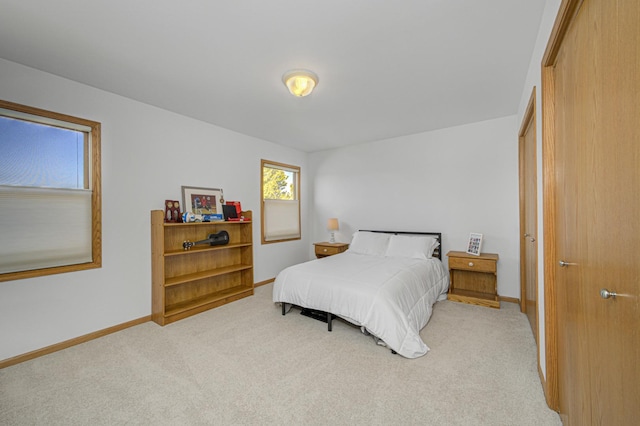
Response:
[0,1,546,152]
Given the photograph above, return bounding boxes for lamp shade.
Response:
[327,218,339,231]
[282,69,319,97]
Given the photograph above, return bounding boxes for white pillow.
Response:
[385,235,438,260]
[347,231,390,257]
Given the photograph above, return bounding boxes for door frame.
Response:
[540,0,584,412]
[518,86,538,337]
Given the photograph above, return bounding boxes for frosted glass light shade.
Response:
[282,69,319,97]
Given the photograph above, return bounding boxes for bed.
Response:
[272,230,450,358]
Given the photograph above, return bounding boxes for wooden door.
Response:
[518,88,538,341]
[543,0,640,423]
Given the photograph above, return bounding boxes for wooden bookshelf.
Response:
[151,210,254,325]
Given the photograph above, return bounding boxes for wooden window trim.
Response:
[260,159,301,244]
[0,99,101,282]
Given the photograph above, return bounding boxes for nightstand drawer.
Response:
[448,256,496,273]
[315,245,343,256]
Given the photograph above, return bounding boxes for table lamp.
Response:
[327,218,339,243]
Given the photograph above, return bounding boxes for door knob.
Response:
[524,233,530,238]
[600,288,617,299]
[530,237,535,242]
[559,260,577,267]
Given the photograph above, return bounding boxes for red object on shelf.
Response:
[224,201,250,221]
[226,201,242,216]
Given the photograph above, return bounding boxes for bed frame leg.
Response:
[282,303,286,316]
[327,312,332,332]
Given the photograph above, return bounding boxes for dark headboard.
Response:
[359,230,443,260]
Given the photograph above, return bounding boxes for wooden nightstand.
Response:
[446,250,499,309]
[314,242,349,258]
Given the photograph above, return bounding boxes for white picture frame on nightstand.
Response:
[466,233,483,256]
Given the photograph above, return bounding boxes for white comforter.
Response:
[272,252,450,358]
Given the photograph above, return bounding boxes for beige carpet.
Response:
[0,283,561,425]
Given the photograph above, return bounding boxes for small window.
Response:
[261,159,300,244]
[0,100,101,281]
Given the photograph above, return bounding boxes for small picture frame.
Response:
[181,186,224,215]
[466,233,483,256]
[164,200,181,223]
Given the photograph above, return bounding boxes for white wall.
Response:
[1,1,562,364]
[515,0,562,380]
[309,115,521,298]
[0,58,310,361]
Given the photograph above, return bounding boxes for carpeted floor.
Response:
[0,283,561,425]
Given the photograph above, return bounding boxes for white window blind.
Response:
[0,186,92,274]
[263,199,300,241]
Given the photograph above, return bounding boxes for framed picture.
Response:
[181,186,224,215]
[466,233,483,256]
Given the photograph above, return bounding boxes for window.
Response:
[261,159,300,243]
[0,99,101,282]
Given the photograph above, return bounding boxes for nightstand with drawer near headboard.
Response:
[314,242,349,258]
[446,250,499,309]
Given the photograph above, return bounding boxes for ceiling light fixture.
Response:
[282,69,319,97]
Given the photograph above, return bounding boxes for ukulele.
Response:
[182,231,229,250]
